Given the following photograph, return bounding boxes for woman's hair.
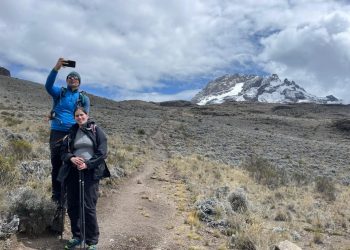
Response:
[74,106,88,115]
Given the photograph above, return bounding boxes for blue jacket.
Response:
[45,69,90,132]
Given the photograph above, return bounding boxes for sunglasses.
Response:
[67,75,79,80]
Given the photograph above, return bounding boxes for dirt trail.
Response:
[98,112,187,249]
[97,156,182,249]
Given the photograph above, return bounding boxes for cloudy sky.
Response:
[1,0,350,103]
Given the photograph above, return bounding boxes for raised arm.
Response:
[45,58,65,97]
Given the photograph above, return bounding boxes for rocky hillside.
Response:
[192,73,340,105]
[1,75,349,184]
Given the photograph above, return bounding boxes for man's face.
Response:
[66,75,80,90]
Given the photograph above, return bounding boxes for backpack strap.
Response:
[90,124,97,134]
[49,87,67,120]
[77,91,87,107]
[49,88,88,121]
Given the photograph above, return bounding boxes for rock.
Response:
[274,240,302,250]
[110,166,126,179]
[196,198,219,223]
[291,231,301,241]
[0,215,20,239]
[0,67,10,77]
[272,227,286,233]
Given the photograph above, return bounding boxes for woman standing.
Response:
[58,107,110,250]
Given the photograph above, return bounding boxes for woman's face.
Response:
[74,109,89,125]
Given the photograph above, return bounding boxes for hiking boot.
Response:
[86,244,97,250]
[64,238,81,249]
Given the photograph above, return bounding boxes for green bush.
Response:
[8,139,32,160]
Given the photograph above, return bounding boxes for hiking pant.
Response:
[50,130,69,202]
[66,168,100,245]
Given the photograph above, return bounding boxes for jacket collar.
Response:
[71,120,95,132]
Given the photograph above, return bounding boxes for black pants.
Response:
[66,168,100,245]
[50,130,69,202]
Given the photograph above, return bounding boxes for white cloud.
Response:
[0,0,350,102]
[113,88,201,102]
[259,10,350,102]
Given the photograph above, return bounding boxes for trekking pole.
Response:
[60,180,66,240]
[79,170,86,249]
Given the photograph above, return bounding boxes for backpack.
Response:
[48,87,88,120]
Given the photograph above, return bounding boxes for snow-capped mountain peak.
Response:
[192,74,341,105]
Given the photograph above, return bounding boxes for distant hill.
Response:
[0,66,10,77]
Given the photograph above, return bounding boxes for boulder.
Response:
[0,67,10,77]
[274,240,302,250]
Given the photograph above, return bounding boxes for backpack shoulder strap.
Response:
[77,91,87,107]
[91,124,97,134]
[53,87,67,106]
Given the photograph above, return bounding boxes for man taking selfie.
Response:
[45,58,90,203]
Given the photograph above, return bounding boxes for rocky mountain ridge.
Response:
[192,73,340,105]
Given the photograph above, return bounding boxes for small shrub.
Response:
[137,128,145,135]
[313,231,323,244]
[226,215,243,235]
[37,127,50,142]
[10,187,56,235]
[1,111,11,116]
[228,191,248,213]
[332,119,350,133]
[315,176,336,201]
[8,139,32,160]
[292,171,309,186]
[3,116,23,126]
[229,233,256,250]
[241,156,288,189]
[274,210,291,221]
[0,155,18,187]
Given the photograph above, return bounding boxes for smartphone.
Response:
[62,60,76,68]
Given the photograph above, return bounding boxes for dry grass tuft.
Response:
[107,136,148,176]
[0,155,19,187]
[241,155,288,189]
[315,176,336,201]
[8,139,32,161]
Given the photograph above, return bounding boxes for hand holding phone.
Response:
[62,60,76,68]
